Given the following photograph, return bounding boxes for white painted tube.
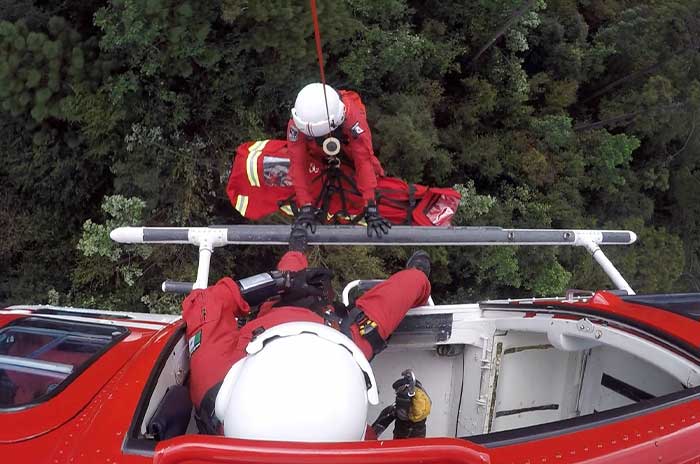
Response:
[582,240,635,295]
[193,246,212,290]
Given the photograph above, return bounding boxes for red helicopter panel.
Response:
[2,297,700,464]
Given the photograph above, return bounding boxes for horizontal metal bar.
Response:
[0,354,73,375]
[143,228,189,242]
[162,280,195,294]
[601,232,635,243]
[111,225,637,247]
[224,225,584,245]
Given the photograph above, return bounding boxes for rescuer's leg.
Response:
[276,251,309,272]
[355,268,431,340]
[348,252,431,359]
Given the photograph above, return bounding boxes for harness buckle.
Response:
[326,156,341,168]
[322,307,342,330]
[357,315,378,337]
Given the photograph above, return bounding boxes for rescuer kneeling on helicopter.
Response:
[181,227,431,441]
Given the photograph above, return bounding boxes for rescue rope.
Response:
[309,0,332,138]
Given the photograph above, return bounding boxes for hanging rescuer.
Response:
[226,0,461,230]
[288,83,392,238]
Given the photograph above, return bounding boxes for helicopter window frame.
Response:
[0,317,129,411]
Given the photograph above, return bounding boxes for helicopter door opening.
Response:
[130,305,699,443]
[138,330,197,439]
[368,308,699,440]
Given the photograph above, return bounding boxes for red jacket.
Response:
[287,90,385,206]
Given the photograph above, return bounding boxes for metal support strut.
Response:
[580,239,635,295]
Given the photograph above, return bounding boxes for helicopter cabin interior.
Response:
[132,293,700,446]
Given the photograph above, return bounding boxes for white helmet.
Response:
[214,322,379,442]
[291,83,346,137]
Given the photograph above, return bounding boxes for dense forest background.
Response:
[2,0,700,312]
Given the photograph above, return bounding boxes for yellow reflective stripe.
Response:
[251,141,267,186]
[245,141,262,187]
[235,195,249,215]
[246,140,269,187]
[280,205,294,216]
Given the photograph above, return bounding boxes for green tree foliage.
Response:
[67,195,152,307]
[3,0,700,309]
[0,17,108,123]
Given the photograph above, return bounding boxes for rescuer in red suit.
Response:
[181,229,431,434]
[288,83,392,238]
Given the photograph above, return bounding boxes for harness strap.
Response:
[316,170,335,217]
[195,381,223,435]
[339,306,361,338]
[372,186,417,224]
[315,126,348,146]
[405,184,416,225]
[315,160,362,223]
[340,306,387,360]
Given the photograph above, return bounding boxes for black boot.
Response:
[406,250,431,277]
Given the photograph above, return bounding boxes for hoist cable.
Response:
[309,0,332,137]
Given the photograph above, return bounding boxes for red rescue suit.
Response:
[287,90,385,206]
[182,251,430,411]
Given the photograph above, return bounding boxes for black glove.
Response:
[294,204,319,234]
[364,201,391,238]
[280,268,335,302]
[288,225,308,252]
[305,267,335,294]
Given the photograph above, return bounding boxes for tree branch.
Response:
[663,111,697,166]
[573,102,687,132]
[468,0,538,68]
[581,47,696,104]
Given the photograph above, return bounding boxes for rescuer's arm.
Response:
[286,223,310,258]
[342,104,391,237]
[181,278,250,413]
[287,120,321,233]
[344,106,379,204]
[182,278,250,335]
